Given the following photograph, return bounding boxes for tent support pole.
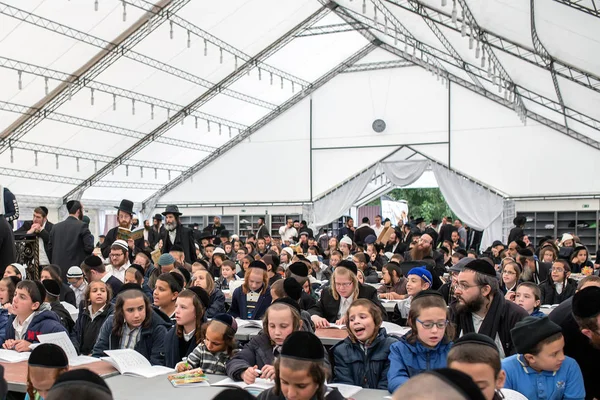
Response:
[448,80,451,169]
[310,97,313,201]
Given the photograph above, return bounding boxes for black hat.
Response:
[288,262,309,277]
[212,313,238,332]
[492,240,504,248]
[50,369,112,396]
[281,331,324,361]
[513,215,527,226]
[162,204,182,217]
[175,266,191,284]
[517,248,534,258]
[510,316,562,354]
[199,231,215,240]
[39,206,49,217]
[170,244,184,253]
[220,230,230,237]
[452,332,499,352]
[572,286,600,319]
[425,368,486,400]
[117,282,144,295]
[337,260,358,276]
[153,214,163,222]
[29,343,68,368]
[42,279,61,298]
[128,264,145,277]
[412,290,444,302]
[514,239,527,249]
[283,277,303,301]
[414,217,425,225]
[66,200,81,214]
[273,297,301,314]
[212,388,256,400]
[33,281,46,304]
[187,287,210,310]
[438,246,449,255]
[249,260,267,271]
[83,255,103,268]
[115,199,135,215]
[464,259,497,277]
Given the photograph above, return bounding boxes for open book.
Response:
[235,319,263,329]
[323,323,347,329]
[167,369,210,388]
[37,332,100,366]
[102,349,174,378]
[381,321,410,337]
[117,226,145,241]
[213,377,274,392]
[0,349,30,363]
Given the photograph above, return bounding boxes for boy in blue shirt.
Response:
[502,316,585,400]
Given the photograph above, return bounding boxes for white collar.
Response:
[183,329,196,342]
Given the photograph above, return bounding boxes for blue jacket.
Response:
[0,308,9,345]
[332,327,398,390]
[387,333,453,393]
[164,326,201,368]
[207,289,226,319]
[91,310,169,365]
[1,309,67,346]
[228,285,272,320]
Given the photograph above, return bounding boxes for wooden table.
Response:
[315,328,349,345]
[2,360,118,393]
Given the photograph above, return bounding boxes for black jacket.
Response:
[100,226,145,261]
[309,283,386,323]
[148,226,166,249]
[15,220,54,260]
[437,224,456,247]
[549,297,600,400]
[539,278,577,305]
[522,261,552,284]
[71,303,114,355]
[164,326,200,368]
[337,226,355,242]
[161,224,197,264]
[299,290,317,312]
[354,225,376,247]
[256,224,269,240]
[59,282,76,308]
[48,216,94,281]
[0,217,15,277]
[49,300,75,334]
[507,227,525,244]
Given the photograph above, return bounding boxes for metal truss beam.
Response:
[11,141,189,172]
[0,0,189,151]
[343,59,413,72]
[337,5,600,132]
[125,0,310,87]
[141,42,379,210]
[383,0,600,95]
[553,0,600,18]
[63,5,334,203]
[0,167,163,190]
[0,56,247,131]
[0,100,215,152]
[296,22,365,37]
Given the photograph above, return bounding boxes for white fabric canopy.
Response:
[381,160,430,187]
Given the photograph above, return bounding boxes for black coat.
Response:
[437,224,456,247]
[60,282,76,308]
[549,297,600,400]
[164,326,200,368]
[337,226,355,242]
[71,303,114,355]
[354,225,376,247]
[161,224,197,264]
[309,283,386,323]
[522,261,552,284]
[0,217,15,277]
[256,224,269,240]
[148,226,166,249]
[48,216,94,281]
[507,227,525,244]
[49,301,75,334]
[15,220,54,260]
[539,278,577,305]
[100,226,145,261]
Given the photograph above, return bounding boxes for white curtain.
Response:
[97,209,106,236]
[432,164,504,250]
[308,166,376,231]
[381,160,430,187]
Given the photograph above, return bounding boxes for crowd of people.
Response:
[0,198,599,400]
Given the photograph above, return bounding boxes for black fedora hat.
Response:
[162,204,182,217]
[115,199,135,215]
[153,214,163,221]
[199,231,215,239]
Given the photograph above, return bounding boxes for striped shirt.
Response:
[186,343,235,374]
[120,324,141,350]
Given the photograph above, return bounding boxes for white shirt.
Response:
[143,229,149,242]
[89,304,105,321]
[168,228,177,245]
[471,313,506,359]
[106,261,130,283]
[337,296,354,320]
[371,224,384,238]
[101,272,113,283]
[183,329,196,342]
[555,282,564,295]
[13,311,37,340]
[278,226,297,242]
[71,281,88,308]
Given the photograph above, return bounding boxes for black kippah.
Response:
[187,287,210,310]
[336,260,358,276]
[281,331,324,361]
[283,277,303,301]
[42,279,61,297]
[29,343,68,368]
[288,262,309,277]
[84,255,103,268]
[7,275,21,287]
[452,332,499,352]
[128,264,145,277]
[33,280,46,304]
[272,297,301,314]
[425,368,486,400]
[117,282,144,295]
[212,313,237,332]
[170,244,184,252]
[176,266,191,283]
[464,259,497,277]
[572,286,600,319]
[51,369,112,395]
[212,387,256,400]
[168,271,184,291]
[249,260,267,271]
[412,289,444,302]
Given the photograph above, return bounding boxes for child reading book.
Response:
[331,299,397,390]
[70,281,113,356]
[387,290,454,393]
[25,343,69,400]
[175,313,238,374]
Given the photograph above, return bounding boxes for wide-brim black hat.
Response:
[162,204,182,217]
[199,231,215,239]
[115,199,135,215]
[153,213,163,221]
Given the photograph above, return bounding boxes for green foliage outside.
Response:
[368,188,455,223]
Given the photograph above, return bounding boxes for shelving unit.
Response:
[517,211,599,254]
[208,215,237,235]
[238,215,264,241]
[270,214,301,238]
[180,216,205,229]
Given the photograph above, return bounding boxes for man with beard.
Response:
[100,199,143,262]
[160,205,197,264]
[516,248,550,284]
[451,259,527,358]
[204,216,225,244]
[403,233,445,277]
[141,219,151,243]
[549,277,600,400]
[337,217,355,242]
[424,219,439,246]
[148,214,165,249]
[105,240,130,283]
[255,217,269,240]
[506,240,524,259]
[48,200,94,281]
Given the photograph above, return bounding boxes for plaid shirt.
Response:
[187,342,235,374]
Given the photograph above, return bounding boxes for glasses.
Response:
[455,282,482,291]
[417,319,448,330]
[551,267,565,273]
[109,253,124,258]
[335,282,353,288]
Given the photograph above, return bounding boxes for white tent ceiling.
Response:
[0,0,599,213]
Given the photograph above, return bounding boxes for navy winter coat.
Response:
[387,333,452,393]
[1,309,67,346]
[206,289,226,319]
[164,326,201,368]
[228,285,272,320]
[91,310,169,365]
[331,327,397,390]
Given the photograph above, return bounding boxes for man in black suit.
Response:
[149,214,166,249]
[517,247,551,284]
[160,205,197,264]
[15,206,54,267]
[100,199,144,262]
[353,217,376,247]
[437,216,457,247]
[48,200,94,281]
